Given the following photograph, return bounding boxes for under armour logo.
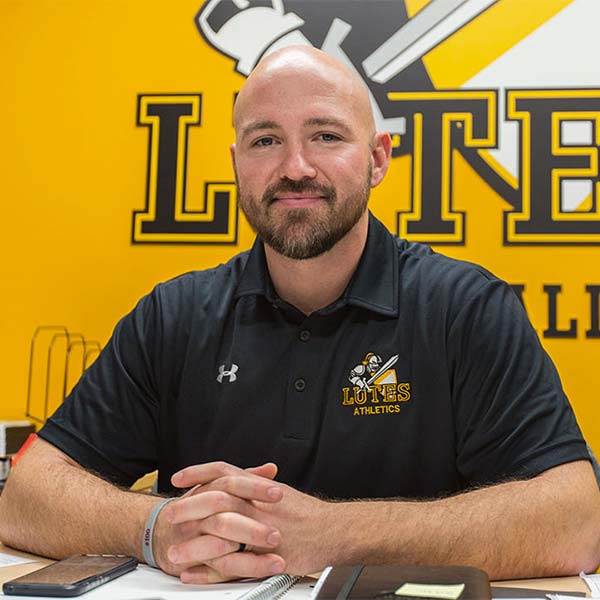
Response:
[217,363,238,383]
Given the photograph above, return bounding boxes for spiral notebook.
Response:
[237,574,303,600]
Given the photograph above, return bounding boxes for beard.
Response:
[238,168,372,260]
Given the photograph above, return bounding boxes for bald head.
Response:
[233,46,376,139]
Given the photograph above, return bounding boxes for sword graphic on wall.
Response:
[362,0,500,83]
[366,354,400,386]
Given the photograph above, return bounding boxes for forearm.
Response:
[0,438,159,560]
[326,461,600,579]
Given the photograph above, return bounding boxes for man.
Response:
[1,46,599,584]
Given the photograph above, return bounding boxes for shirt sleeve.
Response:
[447,273,588,485]
[38,290,164,487]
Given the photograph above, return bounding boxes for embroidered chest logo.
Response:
[217,363,238,383]
[341,352,410,417]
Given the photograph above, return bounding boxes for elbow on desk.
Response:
[556,493,600,576]
[0,456,60,558]
[575,519,600,575]
[560,538,600,577]
[534,460,600,576]
[0,477,29,553]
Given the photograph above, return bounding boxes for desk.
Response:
[0,544,52,585]
[0,543,591,598]
[493,576,589,596]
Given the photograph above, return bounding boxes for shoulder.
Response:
[116,250,252,338]
[395,238,510,303]
[397,238,496,285]
[392,238,524,337]
[109,249,253,363]
[148,249,251,309]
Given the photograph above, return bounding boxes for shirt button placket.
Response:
[284,324,315,439]
[295,331,309,392]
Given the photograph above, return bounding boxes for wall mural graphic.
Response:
[3,0,600,456]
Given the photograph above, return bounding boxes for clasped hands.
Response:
[153,461,332,584]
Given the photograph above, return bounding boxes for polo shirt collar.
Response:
[344,212,398,316]
[235,211,399,317]
[235,235,277,302]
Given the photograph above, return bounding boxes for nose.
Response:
[279,143,317,181]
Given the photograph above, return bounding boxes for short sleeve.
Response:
[39,291,163,487]
[448,275,588,485]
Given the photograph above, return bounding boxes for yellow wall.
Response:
[3,1,600,460]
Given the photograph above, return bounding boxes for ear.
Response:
[230,143,237,174]
[369,132,392,188]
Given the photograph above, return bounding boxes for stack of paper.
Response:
[579,571,600,598]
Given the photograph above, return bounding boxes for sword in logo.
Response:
[366,354,399,387]
[362,0,500,84]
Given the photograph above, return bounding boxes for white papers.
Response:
[579,570,600,596]
[0,552,37,567]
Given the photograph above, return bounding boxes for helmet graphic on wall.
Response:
[195,0,499,155]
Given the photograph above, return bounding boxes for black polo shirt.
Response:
[40,213,588,498]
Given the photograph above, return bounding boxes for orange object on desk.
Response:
[11,433,37,467]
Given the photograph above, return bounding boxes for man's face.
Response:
[231,64,377,260]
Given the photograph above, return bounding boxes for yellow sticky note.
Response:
[395,582,465,599]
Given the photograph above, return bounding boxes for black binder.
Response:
[313,565,492,600]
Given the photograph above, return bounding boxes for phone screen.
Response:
[3,554,138,596]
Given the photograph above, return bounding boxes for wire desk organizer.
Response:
[25,325,102,424]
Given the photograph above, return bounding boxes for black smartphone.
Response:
[2,554,138,597]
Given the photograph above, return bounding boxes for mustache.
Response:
[263,178,335,204]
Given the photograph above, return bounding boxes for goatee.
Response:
[238,170,371,260]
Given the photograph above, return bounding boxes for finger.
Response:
[246,463,278,480]
[172,461,278,488]
[176,517,204,540]
[164,491,250,525]
[208,551,286,579]
[185,474,283,503]
[172,461,239,488]
[181,552,286,584]
[167,533,239,566]
[200,512,281,549]
[179,564,230,584]
[169,513,279,566]
[177,464,278,499]
[180,483,203,498]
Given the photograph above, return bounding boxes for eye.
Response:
[317,132,341,142]
[254,137,276,147]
